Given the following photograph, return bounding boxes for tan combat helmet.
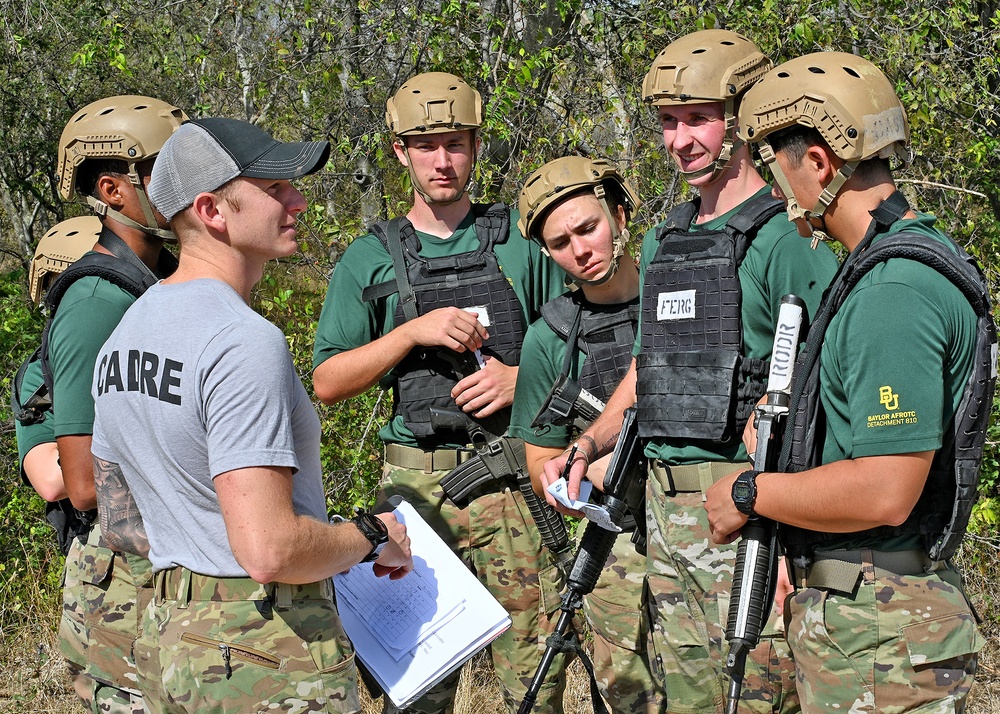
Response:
[518,156,640,286]
[57,95,188,241]
[28,216,102,306]
[642,30,772,182]
[386,72,482,204]
[739,52,911,246]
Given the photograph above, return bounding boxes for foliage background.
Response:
[1,0,998,709]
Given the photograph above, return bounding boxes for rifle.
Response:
[517,406,645,714]
[723,295,805,714]
[435,407,575,572]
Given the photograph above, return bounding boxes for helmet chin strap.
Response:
[758,140,857,249]
[402,131,478,206]
[87,160,176,243]
[678,97,741,184]
[564,185,626,287]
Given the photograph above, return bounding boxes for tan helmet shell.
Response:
[57,95,188,201]
[738,52,911,164]
[518,156,639,241]
[28,216,102,305]
[641,30,772,106]
[386,72,482,138]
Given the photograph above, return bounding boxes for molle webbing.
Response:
[636,194,782,442]
[540,292,639,403]
[363,204,526,438]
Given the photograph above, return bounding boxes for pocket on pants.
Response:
[282,600,361,713]
[584,591,646,651]
[901,611,983,668]
[78,545,114,588]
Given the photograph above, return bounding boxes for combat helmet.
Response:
[28,216,102,306]
[57,95,188,241]
[739,52,911,246]
[386,72,482,204]
[518,156,640,286]
[642,30,772,182]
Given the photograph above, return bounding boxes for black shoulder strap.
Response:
[361,204,510,309]
[542,296,584,387]
[726,192,785,265]
[655,199,699,242]
[364,217,419,321]
[540,293,580,342]
[472,202,511,248]
[44,252,156,313]
[11,345,46,425]
[39,249,161,406]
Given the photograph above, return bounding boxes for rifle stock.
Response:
[724,295,805,714]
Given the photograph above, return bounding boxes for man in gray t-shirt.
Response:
[91,118,412,714]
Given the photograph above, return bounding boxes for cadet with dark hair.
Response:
[313,72,569,713]
[511,156,663,712]
[706,51,993,712]
[49,95,186,713]
[540,31,840,713]
[92,117,411,713]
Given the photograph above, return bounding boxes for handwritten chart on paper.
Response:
[335,566,462,659]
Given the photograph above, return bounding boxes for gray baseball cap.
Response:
[148,117,330,221]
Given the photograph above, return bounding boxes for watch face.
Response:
[733,482,753,501]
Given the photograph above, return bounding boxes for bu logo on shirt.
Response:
[879,385,899,411]
[96,349,183,405]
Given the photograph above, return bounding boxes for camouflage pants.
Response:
[583,532,663,713]
[787,562,981,713]
[59,533,94,706]
[134,569,360,713]
[379,462,567,714]
[79,523,151,712]
[646,470,797,714]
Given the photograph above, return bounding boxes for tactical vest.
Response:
[778,193,997,562]
[362,204,525,439]
[636,193,783,442]
[11,228,176,555]
[531,292,639,429]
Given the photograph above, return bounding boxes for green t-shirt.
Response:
[816,214,977,551]
[637,187,841,465]
[312,206,566,448]
[48,267,137,438]
[14,357,53,482]
[509,296,640,448]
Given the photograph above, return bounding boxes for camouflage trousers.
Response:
[787,559,982,713]
[379,460,568,714]
[646,469,798,714]
[59,532,94,706]
[583,532,664,713]
[134,568,360,713]
[79,523,150,713]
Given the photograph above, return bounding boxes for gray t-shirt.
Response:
[91,279,326,576]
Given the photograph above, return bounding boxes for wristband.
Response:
[573,435,598,463]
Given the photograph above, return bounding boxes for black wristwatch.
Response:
[351,512,389,563]
[731,470,760,518]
